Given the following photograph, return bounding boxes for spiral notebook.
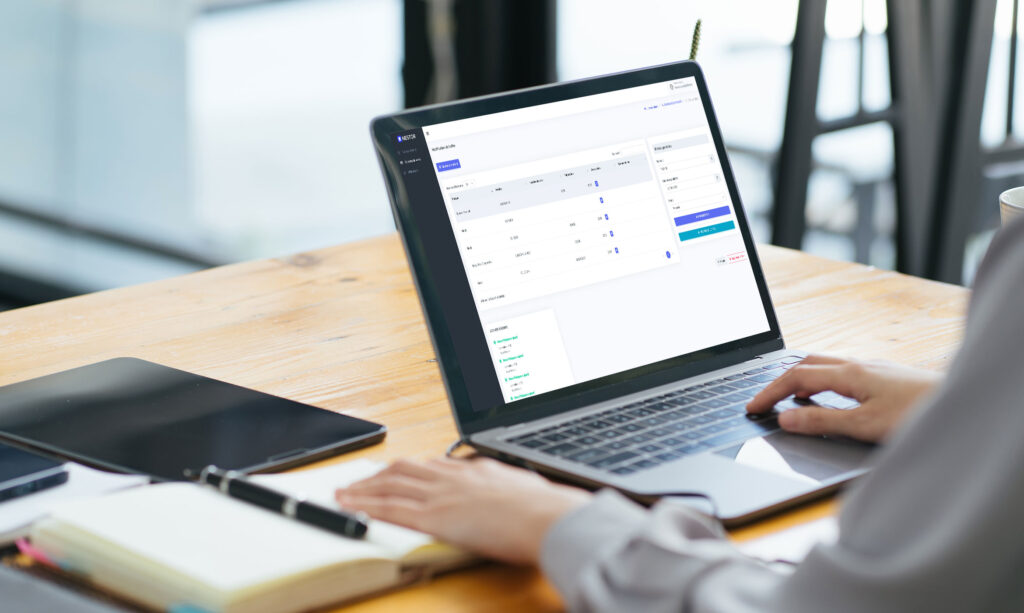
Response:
[28,460,472,613]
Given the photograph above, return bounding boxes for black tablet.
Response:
[0,358,385,481]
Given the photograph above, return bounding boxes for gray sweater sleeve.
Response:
[540,218,1024,613]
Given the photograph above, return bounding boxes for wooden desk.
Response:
[0,234,968,612]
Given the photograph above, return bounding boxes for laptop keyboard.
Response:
[505,357,859,476]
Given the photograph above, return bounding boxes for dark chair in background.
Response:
[929,0,1023,283]
[772,0,935,276]
[773,0,1023,284]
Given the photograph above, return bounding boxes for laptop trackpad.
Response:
[715,431,873,484]
[625,433,873,522]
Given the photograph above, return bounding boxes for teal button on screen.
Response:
[678,220,735,242]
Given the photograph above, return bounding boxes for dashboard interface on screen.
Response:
[391,76,770,408]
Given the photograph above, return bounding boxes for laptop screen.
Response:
[378,65,778,424]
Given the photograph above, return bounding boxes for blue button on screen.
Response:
[436,159,461,172]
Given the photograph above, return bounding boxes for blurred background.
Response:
[0,0,1020,309]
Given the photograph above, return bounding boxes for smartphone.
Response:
[0,442,67,503]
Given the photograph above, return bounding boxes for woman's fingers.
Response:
[796,354,848,366]
[338,473,434,501]
[777,404,853,436]
[380,458,444,480]
[336,494,426,529]
[778,403,884,441]
[749,357,940,443]
[747,363,865,413]
[335,459,445,510]
[342,459,442,489]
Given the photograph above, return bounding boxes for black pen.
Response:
[196,465,369,539]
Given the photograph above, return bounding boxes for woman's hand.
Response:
[335,457,591,565]
[747,355,941,443]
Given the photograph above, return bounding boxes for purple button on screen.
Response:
[435,159,461,172]
[674,205,731,227]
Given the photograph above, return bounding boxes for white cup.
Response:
[1000,186,1024,226]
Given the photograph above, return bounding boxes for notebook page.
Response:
[36,482,395,593]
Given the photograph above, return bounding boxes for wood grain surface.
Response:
[0,234,968,612]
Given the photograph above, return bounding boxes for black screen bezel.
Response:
[371,61,784,437]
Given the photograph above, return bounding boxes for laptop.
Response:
[371,61,871,525]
